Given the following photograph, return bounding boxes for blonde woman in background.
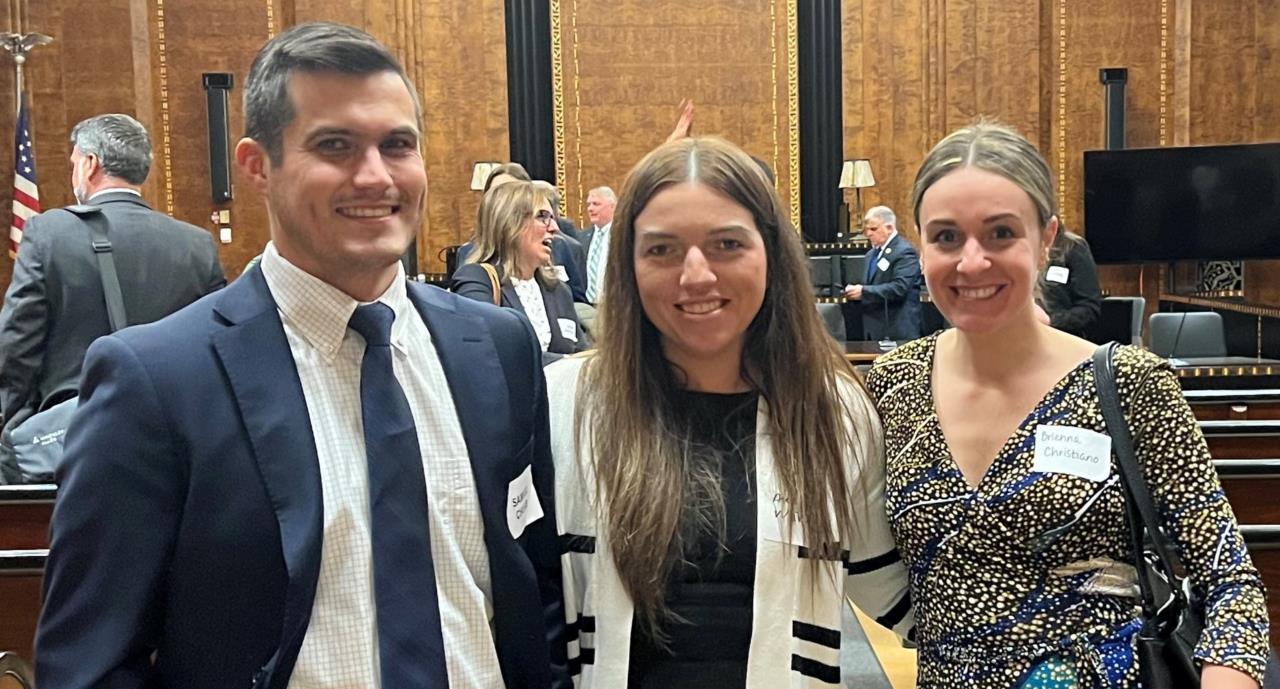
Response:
[451,180,586,365]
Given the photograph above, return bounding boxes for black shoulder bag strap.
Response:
[72,205,128,332]
[1092,342,1188,618]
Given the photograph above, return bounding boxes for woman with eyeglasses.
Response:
[452,180,587,365]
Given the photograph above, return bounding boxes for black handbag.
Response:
[1093,343,1204,688]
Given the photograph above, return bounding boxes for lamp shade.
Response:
[470,161,502,191]
[838,159,876,189]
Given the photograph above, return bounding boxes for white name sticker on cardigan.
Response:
[553,265,570,282]
[1046,266,1070,284]
[1032,425,1112,482]
[876,257,890,272]
[507,465,545,538]
[558,318,578,342]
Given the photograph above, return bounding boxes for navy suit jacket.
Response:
[451,263,587,366]
[37,267,569,689]
[457,238,587,303]
[861,233,924,341]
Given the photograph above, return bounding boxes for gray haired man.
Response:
[0,113,225,432]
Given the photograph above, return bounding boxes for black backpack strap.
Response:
[71,205,128,333]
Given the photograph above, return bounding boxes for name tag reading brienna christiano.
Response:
[1032,425,1112,482]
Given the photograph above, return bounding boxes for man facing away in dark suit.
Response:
[0,113,225,431]
[37,22,568,689]
[843,205,924,342]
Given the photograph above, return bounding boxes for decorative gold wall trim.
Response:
[1056,0,1066,224]
[769,0,779,185]
[155,0,174,215]
[569,0,583,206]
[550,0,566,190]
[266,0,275,38]
[786,0,799,229]
[1159,0,1169,145]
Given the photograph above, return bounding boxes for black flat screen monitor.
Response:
[1083,142,1280,263]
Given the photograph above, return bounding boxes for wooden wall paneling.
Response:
[163,0,271,277]
[1187,0,1256,147]
[845,0,1038,243]
[1244,0,1280,307]
[1060,0,1164,234]
[554,0,788,232]
[0,0,142,289]
[416,0,508,272]
[843,0,930,243]
[1058,0,1163,304]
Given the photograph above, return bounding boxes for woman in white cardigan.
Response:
[544,137,915,689]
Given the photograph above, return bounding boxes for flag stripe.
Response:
[14,177,38,199]
[10,95,40,254]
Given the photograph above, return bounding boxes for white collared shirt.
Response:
[87,187,142,201]
[511,276,552,351]
[260,243,503,689]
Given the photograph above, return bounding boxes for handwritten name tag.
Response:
[1033,425,1111,482]
[558,317,577,342]
[507,464,545,539]
[760,492,808,546]
[1046,266,1070,284]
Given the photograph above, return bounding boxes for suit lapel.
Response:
[210,268,323,682]
[501,282,521,312]
[407,285,513,535]
[408,284,550,685]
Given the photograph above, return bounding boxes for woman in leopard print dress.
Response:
[864,122,1268,688]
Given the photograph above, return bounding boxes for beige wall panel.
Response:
[555,0,792,230]
[845,0,1038,244]
[843,0,930,244]
[416,0,508,270]
[163,0,271,275]
[0,0,138,288]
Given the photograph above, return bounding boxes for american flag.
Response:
[10,95,40,257]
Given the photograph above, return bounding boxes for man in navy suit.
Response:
[843,205,924,341]
[37,22,568,689]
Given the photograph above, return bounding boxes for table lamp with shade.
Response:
[470,161,502,191]
[838,159,876,246]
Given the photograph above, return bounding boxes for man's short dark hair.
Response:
[243,22,422,165]
[69,114,152,185]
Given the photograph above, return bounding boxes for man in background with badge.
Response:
[843,205,924,342]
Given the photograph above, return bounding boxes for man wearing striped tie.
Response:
[577,186,616,331]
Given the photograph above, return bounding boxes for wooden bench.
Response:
[0,550,44,662]
[0,486,55,551]
[1202,420,1280,460]
[1216,459,1280,524]
[1187,389,1280,421]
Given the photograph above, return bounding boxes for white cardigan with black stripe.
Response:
[545,356,916,688]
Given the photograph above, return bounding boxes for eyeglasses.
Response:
[533,210,556,226]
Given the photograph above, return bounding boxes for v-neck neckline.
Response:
[924,333,1093,493]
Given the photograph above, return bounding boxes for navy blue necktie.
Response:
[865,246,881,283]
[348,303,449,688]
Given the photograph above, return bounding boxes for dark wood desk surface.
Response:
[1172,356,1280,373]
[842,340,898,363]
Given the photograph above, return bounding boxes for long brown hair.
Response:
[578,137,874,637]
